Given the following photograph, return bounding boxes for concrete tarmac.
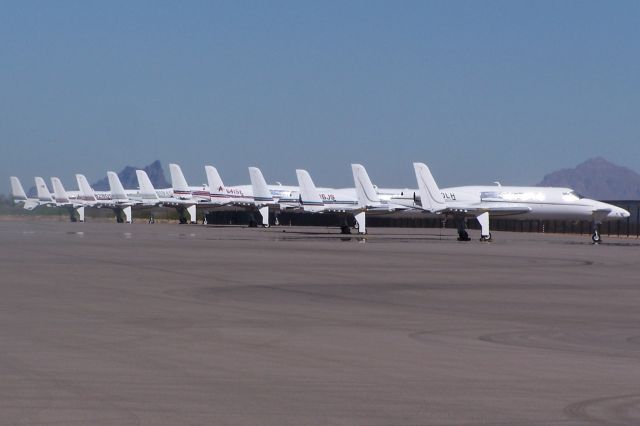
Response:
[1,220,640,425]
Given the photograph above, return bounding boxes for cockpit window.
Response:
[567,190,585,199]
[562,190,582,202]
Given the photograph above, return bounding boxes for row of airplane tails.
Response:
[10,163,630,243]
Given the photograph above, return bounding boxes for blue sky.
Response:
[1,0,639,193]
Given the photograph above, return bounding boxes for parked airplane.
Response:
[50,177,86,221]
[134,169,198,224]
[10,177,40,210]
[296,164,409,234]
[392,162,630,243]
[76,173,138,223]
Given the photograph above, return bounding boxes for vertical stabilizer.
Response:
[205,165,224,191]
[351,164,380,207]
[169,163,191,199]
[51,177,70,204]
[295,169,324,212]
[136,170,160,201]
[76,174,97,202]
[10,177,27,201]
[249,167,273,205]
[413,162,446,212]
[107,171,128,200]
[35,177,54,202]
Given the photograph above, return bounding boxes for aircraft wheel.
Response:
[341,225,351,235]
[457,231,471,242]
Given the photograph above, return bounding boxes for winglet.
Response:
[51,177,70,204]
[413,162,446,212]
[136,170,160,200]
[107,171,128,200]
[351,164,380,207]
[249,167,273,205]
[76,174,97,202]
[169,163,191,199]
[295,169,324,212]
[34,177,54,202]
[10,176,27,201]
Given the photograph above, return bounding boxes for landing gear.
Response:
[456,218,471,241]
[480,233,492,242]
[341,225,352,235]
[591,220,602,244]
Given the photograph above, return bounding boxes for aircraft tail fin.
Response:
[34,177,53,202]
[413,162,446,212]
[296,169,324,212]
[51,177,70,204]
[136,170,159,200]
[10,176,27,201]
[351,164,380,207]
[249,167,273,205]
[205,165,224,192]
[76,174,97,202]
[107,171,128,200]
[169,163,191,198]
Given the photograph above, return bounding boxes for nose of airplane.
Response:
[612,207,631,218]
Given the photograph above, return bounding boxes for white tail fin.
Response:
[351,164,380,207]
[413,162,446,212]
[76,174,97,202]
[34,177,53,202]
[107,171,128,200]
[136,170,159,200]
[205,165,224,192]
[10,177,27,201]
[249,167,273,205]
[169,163,191,198]
[51,177,70,204]
[295,169,324,212]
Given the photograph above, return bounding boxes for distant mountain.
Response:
[92,160,169,190]
[537,157,640,200]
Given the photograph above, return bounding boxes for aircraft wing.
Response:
[446,202,532,217]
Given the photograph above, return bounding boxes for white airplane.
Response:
[134,169,198,224]
[50,177,86,221]
[10,176,40,210]
[392,162,630,243]
[296,164,410,234]
[75,173,139,223]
